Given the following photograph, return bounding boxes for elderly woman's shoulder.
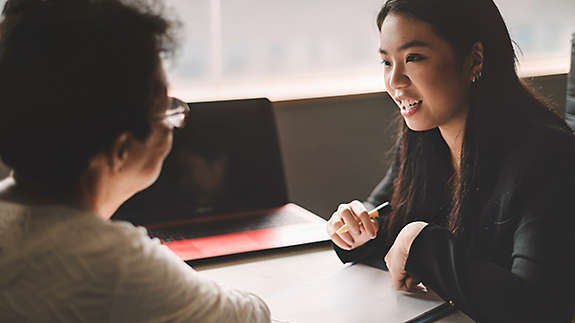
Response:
[97,218,166,253]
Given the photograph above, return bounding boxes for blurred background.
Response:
[0,0,573,218]
[146,0,575,217]
[162,0,575,101]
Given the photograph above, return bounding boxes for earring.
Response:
[472,70,483,83]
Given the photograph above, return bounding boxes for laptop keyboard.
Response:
[148,208,309,242]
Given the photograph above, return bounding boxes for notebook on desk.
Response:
[113,98,329,261]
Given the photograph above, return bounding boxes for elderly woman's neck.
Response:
[0,172,106,217]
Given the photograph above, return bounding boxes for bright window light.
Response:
[164,0,574,101]
[0,0,570,101]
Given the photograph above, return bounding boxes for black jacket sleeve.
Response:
[405,136,575,322]
[332,149,400,263]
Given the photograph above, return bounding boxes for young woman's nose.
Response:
[387,64,410,90]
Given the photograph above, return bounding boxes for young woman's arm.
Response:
[404,136,575,322]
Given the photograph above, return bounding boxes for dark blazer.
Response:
[333,123,575,322]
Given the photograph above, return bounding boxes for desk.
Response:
[193,243,474,323]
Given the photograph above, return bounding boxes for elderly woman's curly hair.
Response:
[0,0,180,189]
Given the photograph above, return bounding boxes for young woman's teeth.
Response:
[400,100,422,110]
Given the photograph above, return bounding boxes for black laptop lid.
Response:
[114,98,288,225]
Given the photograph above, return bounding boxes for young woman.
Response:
[0,1,270,322]
[326,0,575,321]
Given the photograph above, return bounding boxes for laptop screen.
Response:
[113,98,288,225]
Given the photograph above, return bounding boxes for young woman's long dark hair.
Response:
[378,0,571,247]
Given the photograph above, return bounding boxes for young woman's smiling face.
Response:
[379,13,473,131]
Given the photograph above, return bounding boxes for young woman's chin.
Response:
[403,118,436,132]
[399,104,435,131]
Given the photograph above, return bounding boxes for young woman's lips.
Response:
[399,99,422,117]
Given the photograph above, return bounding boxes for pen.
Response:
[335,201,389,234]
[403,301,456,323]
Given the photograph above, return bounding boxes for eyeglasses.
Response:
[161,97,190,129]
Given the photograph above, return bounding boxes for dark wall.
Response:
[274,93,396,219]
[523,74,567,116]
[0,73,569,219]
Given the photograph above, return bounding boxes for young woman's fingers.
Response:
[339,206,361,235]
[326,216,343,236]
[350,200,378,238]
[328,203,376,249]
[338,231,355,246]
[404,277,426,293]
[349,200,368,216]
[357,212,377,238]
[404,277,415,289]
[385,245,410,290]
[327,205,353,235]
[391,274,405,290]
[393,270,409,290]
[331,234,352,250]
[370,218,379,235]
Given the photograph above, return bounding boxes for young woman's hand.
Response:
[384,221,428,291]
[326,200,379,250]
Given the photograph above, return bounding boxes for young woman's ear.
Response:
[109,132,131,173]
[470,41,485,82]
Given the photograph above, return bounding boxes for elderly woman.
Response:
[0,0,270,322]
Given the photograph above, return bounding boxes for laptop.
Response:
[113,98,329,261]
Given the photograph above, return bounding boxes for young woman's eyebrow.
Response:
[379,40,431,54]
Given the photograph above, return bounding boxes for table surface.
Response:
[193,243,474,323]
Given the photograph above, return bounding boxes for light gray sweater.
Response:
[0,200,270,322]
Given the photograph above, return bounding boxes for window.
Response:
[496,0,574,77]
[166,0,386,101]
[168,0,575,101]
[1,0,572,101]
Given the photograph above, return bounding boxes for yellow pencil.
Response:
[335,201,389,234]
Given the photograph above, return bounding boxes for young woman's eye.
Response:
[380,59,391,66]
[406,54,425,63]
